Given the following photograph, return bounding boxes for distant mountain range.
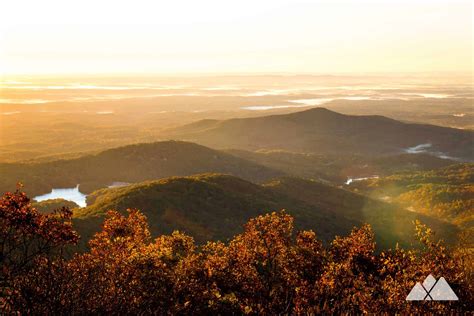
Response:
[2,108,470,200]
[2,107,468,252]
[73,174,457,250]
[164,108,473,160]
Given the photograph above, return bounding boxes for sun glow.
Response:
[0,0,472,75]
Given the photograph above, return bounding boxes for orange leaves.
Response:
[0,188,78,269]
[330,224,376,262]
[1,190,472,314]
[0,188,79,314]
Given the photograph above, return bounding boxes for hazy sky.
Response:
[0,0,472,75]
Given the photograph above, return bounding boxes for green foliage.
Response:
[352,163,474,228]
[72,174,457,251]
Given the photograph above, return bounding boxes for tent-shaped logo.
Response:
[406,274,458,301]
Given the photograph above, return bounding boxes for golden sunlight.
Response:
[0,0,471,75]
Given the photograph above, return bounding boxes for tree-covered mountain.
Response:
[73,173,457,249]
[0,141,284,197]
[164,108,473,160]
[350,163,474,228]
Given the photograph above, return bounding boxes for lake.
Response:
[34,185,87,207]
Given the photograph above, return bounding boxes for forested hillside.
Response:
[72,174,457,249]
[0,141,283,196]
[350,163,474,228]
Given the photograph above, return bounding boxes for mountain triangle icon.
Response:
[406,274,458,301]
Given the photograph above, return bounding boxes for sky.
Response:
[0,0,472,75]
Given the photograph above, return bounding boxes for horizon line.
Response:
[2,71,472,78]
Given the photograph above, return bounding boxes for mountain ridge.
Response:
[164,108,473,159]
[0,141,284,197]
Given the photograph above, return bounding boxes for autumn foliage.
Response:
[1,189,472,314]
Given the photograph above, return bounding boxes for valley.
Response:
[0,103,473,251]
[0,141,284,197]
[1,76,472,254]
[1,75,472,163]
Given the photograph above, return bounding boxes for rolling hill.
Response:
[164,108,474,160]
[0,141,284,197]
[73,173,457,250]
[32,198,80,214]
[349,163,474,228]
